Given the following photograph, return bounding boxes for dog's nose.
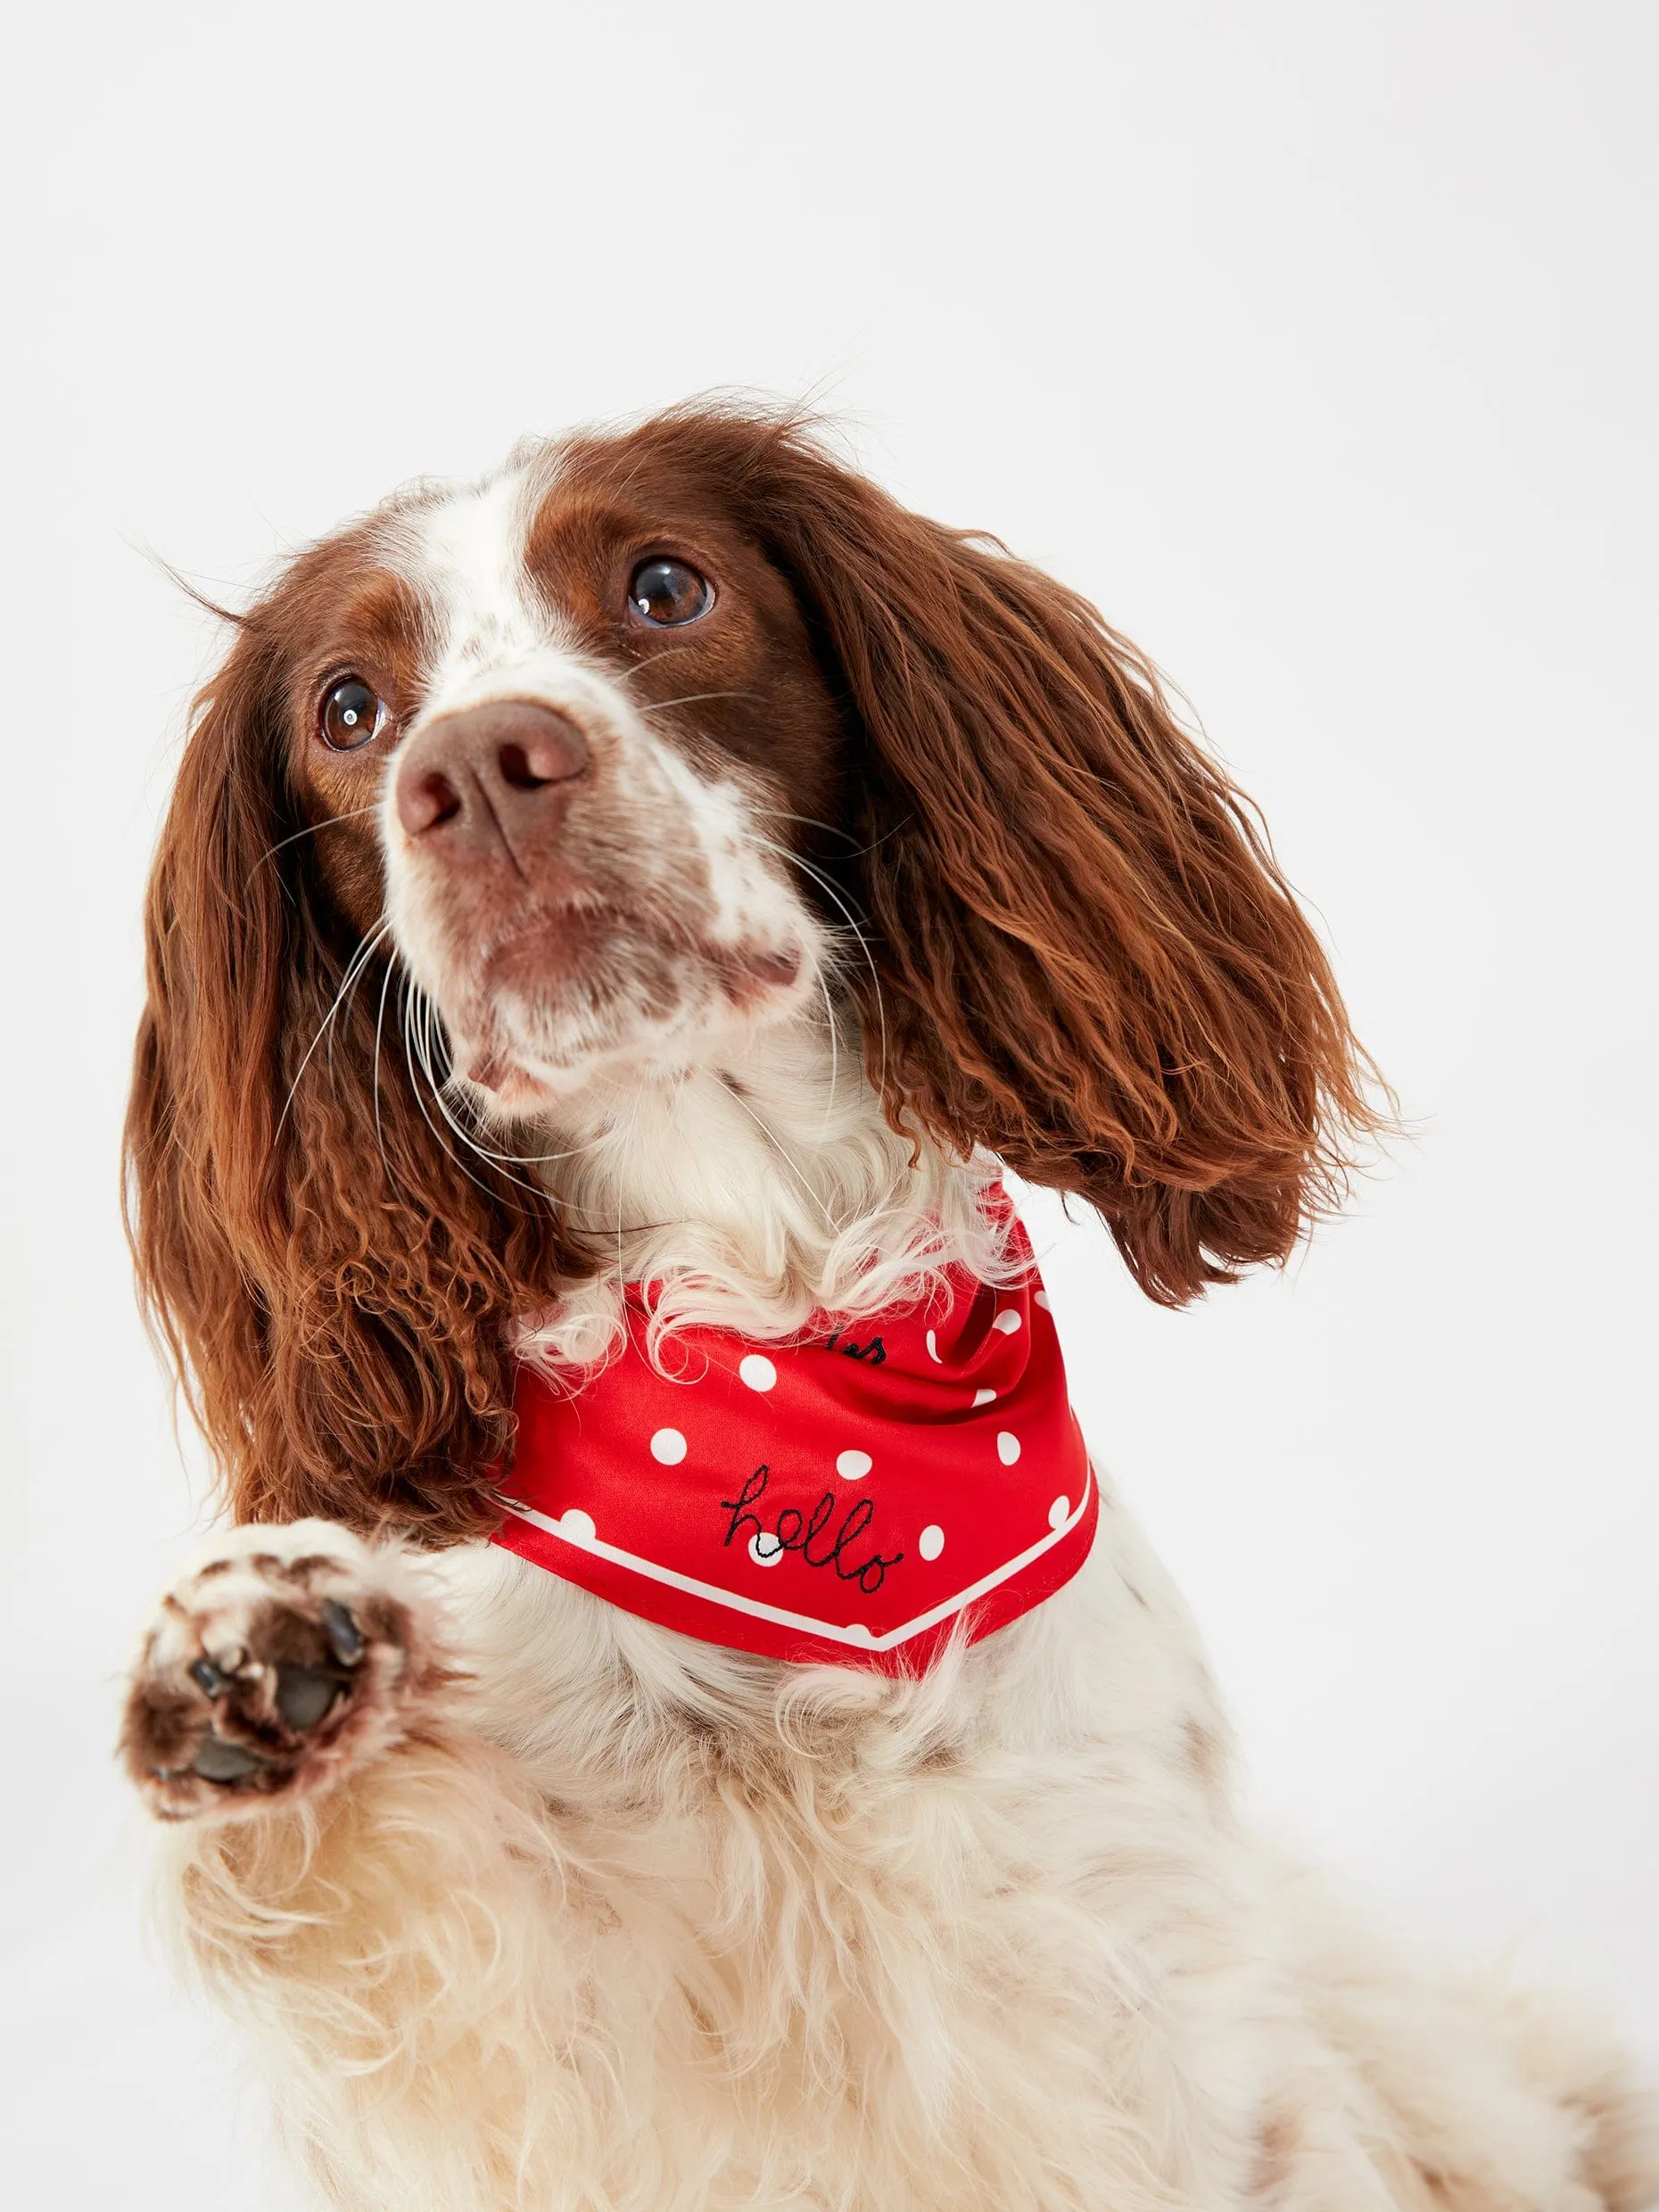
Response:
[395,702,589,846]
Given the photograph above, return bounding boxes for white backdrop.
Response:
[3,4,1655,2205]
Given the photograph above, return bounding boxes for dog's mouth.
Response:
[432,900,813,1108]
[477,901,645,995]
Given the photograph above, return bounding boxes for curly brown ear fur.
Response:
[701,411,1388,1304]
[124,619,567,1542]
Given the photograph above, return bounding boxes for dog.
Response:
[119,401,1655,2210]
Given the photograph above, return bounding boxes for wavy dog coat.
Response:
[121,405,1655,2211]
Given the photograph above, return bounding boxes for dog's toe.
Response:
[190,1734,267,1782]
[120,1526,434,1824]
[321,1597,367,1664]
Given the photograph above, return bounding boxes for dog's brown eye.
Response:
[319,677,387,751]
[628,557,712,626]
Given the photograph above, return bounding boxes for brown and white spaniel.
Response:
[120,403,1655,2212]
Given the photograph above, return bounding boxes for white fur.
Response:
[515,1017,1015,1379]
[128,464,1656,2210]
[136,1084,1658,2211]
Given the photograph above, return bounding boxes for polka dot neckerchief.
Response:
[494,1200,1099,1671]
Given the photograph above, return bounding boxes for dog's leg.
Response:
[1245,1867,1659,2212]
[120,1521,602,2212]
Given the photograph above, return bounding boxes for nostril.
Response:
[398,766,463,838]
[498,726,587,789]
[498,741,549,792]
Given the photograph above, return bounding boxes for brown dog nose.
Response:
[395,701,589,845]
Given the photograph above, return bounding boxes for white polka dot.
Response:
[1034,1290,1051,1311]
[844,1623,873,1642]
[559,1508,596,1543]
[925,1328,942,1363]
[836,1449,872,1480]
[649,1426,688,1464]
[996,1431,1021,1465]
[739,1353,778,1392]
[748,1531,784,1567]
[918,1523,945,1561]
[992,1308,1022,1334]
[1048,1494,1070,1530]
[972,1387,996,1407]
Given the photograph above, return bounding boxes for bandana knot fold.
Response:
[493,1207,1098,1671]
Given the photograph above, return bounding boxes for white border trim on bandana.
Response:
[497,1461,1095,1653]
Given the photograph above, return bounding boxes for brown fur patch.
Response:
[1249,2107,1310,2200]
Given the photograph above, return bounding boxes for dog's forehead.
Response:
[368,439,773,706]
[376,440,734,657]
[378,458,554,669]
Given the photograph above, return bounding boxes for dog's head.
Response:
[129,403,1382,1537]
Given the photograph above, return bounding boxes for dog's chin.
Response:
[434,919,816,1122]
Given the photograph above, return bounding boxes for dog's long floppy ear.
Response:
[751,426,1387,1305]
[125,617,567,1540]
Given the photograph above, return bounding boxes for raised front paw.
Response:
[120,1520,442,1823]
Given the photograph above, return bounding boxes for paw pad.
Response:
[274,1663,343,1729]
[191,1736,264,1782]
[121,1555,415,1823]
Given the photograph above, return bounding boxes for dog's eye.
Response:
[628,557,713,627]
[318,677,388,751]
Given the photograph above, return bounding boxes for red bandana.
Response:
[492,1207,1098,1671]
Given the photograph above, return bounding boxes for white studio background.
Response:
[2,4,1655,2205]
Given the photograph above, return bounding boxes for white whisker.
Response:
[751,835,889,1096]
[633,690,763,715]
[713,1072,842,1238]
[401,991,549,1201]
[252,803,385,877]
[277,918,392,1137]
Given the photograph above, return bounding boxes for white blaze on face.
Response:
[382,461,581,724]
[419,466,549,688]
[372,457,824,1107]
